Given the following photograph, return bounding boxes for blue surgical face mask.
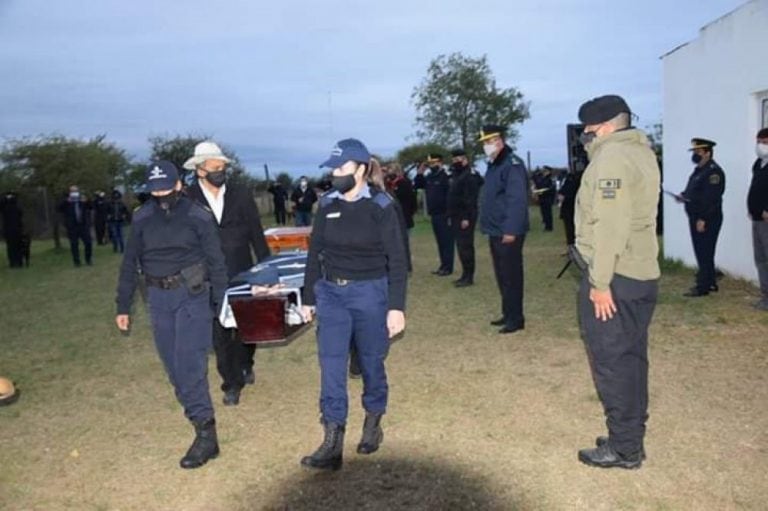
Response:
[691,153,703,165]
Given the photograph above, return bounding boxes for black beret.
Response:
[689,138,717,151]
[478,124,506,142]
[450,148,466,157]
[578,95,631,125]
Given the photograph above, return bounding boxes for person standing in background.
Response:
[748,128,768,310]
[58,185,93,267]
[291,176,318,227]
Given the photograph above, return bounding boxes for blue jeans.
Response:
[148,286,215,423]
[295,211,313,227]
[314,277,389,425]
[108,222,124,253]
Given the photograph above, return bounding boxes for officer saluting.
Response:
[115,161,228,469]
[678,138,726,297]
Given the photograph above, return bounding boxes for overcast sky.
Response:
[0,0,746,177]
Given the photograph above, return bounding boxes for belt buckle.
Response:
[335,278,349,286]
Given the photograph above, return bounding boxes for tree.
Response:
[646,123,663,165]
[0,135,130,247]
[395,142,451,172]
[411,53,530,155]
[148,134,247,184]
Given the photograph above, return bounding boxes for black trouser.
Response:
[4,233,24,268]
[274,206,286,226]
[489,235,525,328]
[451,216,476,280]
[212,321,247,392]
[540,198,554,231]
[431,213,454,272]
[94,218,107,245]
[67,224,92,265]
[688,214,722,291]
[578,274,657,456]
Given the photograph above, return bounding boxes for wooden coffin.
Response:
[229,291,310,347]
[264,227,312,253]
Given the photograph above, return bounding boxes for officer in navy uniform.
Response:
[446,148,481,287]
[300,138,408,471]
[115,160,228,469]
[679,138,726,297]
[414,154,454,275]
[478,125,530,333]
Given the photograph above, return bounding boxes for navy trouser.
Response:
[489,235,525,328]
[431,213,454,272]
[578,274,658,456]
[67,225,92,265]
[688,214,722,292]
[314,277,390,426]
[148,285,215,423]
[108,222,124,253]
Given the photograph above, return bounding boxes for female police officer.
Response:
[300,139,408,471]
[115,160,228,469]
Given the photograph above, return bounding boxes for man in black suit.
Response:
[58,185,94,267]
[184,141,271,406]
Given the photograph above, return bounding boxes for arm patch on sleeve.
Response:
[598,179,621,190]
[709,173,721,185]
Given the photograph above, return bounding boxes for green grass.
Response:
[1,211,767,511]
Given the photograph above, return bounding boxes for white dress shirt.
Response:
[199,180,226,224]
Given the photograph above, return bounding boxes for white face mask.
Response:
[483,143,497,159]
[756,143,768,159]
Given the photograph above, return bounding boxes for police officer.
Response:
[414,154,454,275]
[58,185,93,267]
[115,160,228,469]
[479,125,530,334]
[300,138,407,471]
[447,148,481,287]
[573,95,660,469]
[1,192,25,268]
[679,138,726,297]
[532,167,555,232]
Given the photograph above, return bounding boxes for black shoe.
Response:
[180,418,220,469]
[596,436,646,460]
[490,318,506,326]
[454,279,473,288]
[243,369,255,385]
[431,268,444,275]
[301,421,345,471]
[683,287,710,297]
[709,283,719,292]
[578,442,642,469]
[499,323,525,334]
[437,269,453,276]
[357,412,383,455]
[223,388,241,406]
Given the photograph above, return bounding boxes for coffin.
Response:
[264,227,312,253]
[219,252,311,347]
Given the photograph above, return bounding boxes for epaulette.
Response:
[131,202,154,223]
[188,199,215,221]
[371,189,393,209]
[319,191,336,208]
[510,154,526,167]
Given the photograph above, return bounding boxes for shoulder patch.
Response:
[709,173,721,185]
[319,192,335,208]
[371,190,393,209]
[598,179,621,190]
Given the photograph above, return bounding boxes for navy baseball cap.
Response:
[145,160,179,192]
[319,138,371,168]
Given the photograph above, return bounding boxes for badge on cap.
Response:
[148,166,168,180]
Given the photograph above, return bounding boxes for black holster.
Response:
[180,263,209,295]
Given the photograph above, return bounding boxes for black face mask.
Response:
[691,153,703,165]
[205,171,227,188]
[331,174,356,194]
[579,131,596,147]
[154,190,180,212]
[451,163,466,173]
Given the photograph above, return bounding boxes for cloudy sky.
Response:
[0,0,745,177]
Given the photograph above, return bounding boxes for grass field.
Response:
[1,212,767,510]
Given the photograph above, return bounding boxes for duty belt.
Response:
[145,273,184,290]
[325,275,352,286]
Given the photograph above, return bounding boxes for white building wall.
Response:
[662,0,768,283]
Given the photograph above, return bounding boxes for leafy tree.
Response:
[411,53,530,155]
[148,134,247,184]
[395,142,451,172]
[0,135,130,246]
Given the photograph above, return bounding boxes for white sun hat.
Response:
[183,141,232,170]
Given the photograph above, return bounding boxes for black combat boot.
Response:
[300,421,345,471]
[356,412,383,455]
[180,418,220,469]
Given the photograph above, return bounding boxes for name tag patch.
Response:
[599,179,621,190]
[326,212,341,218]
[602,190,617,199]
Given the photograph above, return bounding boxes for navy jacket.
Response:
[479,145,530,237]
[682,160,725,221]
[413,168,450,216]
[115,197,229,314]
